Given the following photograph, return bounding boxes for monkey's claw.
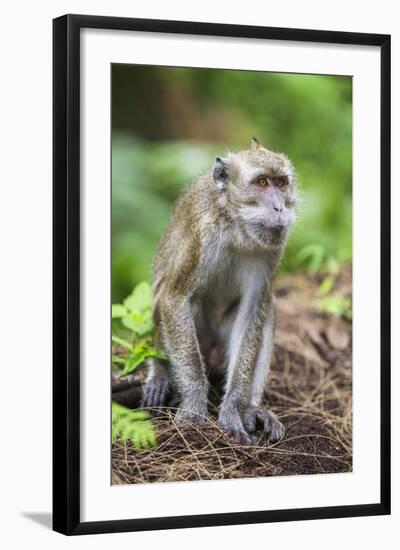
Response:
[218,409,257,445]
[243,407,285,442]
[227,425,257,446]
[141,378,169,409]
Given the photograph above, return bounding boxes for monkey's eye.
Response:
[257,177,268,187]
[274,176,288,188]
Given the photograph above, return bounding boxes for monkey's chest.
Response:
[199,255,261,329]
[196,271,241,358]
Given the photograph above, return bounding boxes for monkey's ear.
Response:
[213,157,229,190]
[251,137,262,150]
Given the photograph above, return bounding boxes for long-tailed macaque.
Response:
[142,138,298,444]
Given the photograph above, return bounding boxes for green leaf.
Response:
[112,356,127,365]
[112,335,133,352]
[120,282,154,336]
[122,310,154,336]
[123,281,153,314]
[112,304,127,318]
[120,340,165,376]
[120,353,147,376]
[112,402,157,451]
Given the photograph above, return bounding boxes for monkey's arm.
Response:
[158,295,209,422]
[249,296,276,407]
[219,291,283,444]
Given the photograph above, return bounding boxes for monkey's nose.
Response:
[273,206,283,212]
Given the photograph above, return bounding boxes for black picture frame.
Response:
[53,14,391,535]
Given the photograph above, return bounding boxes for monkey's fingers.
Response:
[229,426,257,446]
[141,379,169,409]
[243,407,270,433]
[219,411,257,445]
[242,407,285,442]
[242,410,257,433]
[222,421,257,445]
[269,415,285,442]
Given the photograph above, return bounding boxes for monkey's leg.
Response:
[241,300,284,442]
[160,298,209,423]
[141,358,170,409]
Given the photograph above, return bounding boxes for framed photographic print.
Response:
[53,14,391,535]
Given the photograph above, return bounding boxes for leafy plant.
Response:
[111,282,165,451]
[112,402,157,451]
[112,281,154,335]
[114,339,165,377]
[112,281,165,376]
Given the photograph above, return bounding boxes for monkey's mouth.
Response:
[248,221,288,246]
[266,226,288,244]
[268,225,287,237]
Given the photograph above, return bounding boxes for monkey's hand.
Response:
[218,404,257,446]
[141,377,169,409]
[243,406,285,442]
[218,404,284,445]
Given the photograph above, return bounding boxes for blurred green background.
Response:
[112,65,352,303]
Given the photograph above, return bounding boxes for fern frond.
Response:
[112,402,157,452]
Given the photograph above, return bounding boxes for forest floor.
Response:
[112,267,352,484]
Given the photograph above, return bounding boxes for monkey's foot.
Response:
[218,408,257,446]
[242,407,285,442]
[175,404,209,424]
[141,378,169,409]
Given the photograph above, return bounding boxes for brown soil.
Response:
[112,267,352,484]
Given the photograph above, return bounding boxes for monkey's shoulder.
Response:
[160,174,224,247]
[175,172,224,221]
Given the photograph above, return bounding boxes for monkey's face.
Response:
[214,141,297,249]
